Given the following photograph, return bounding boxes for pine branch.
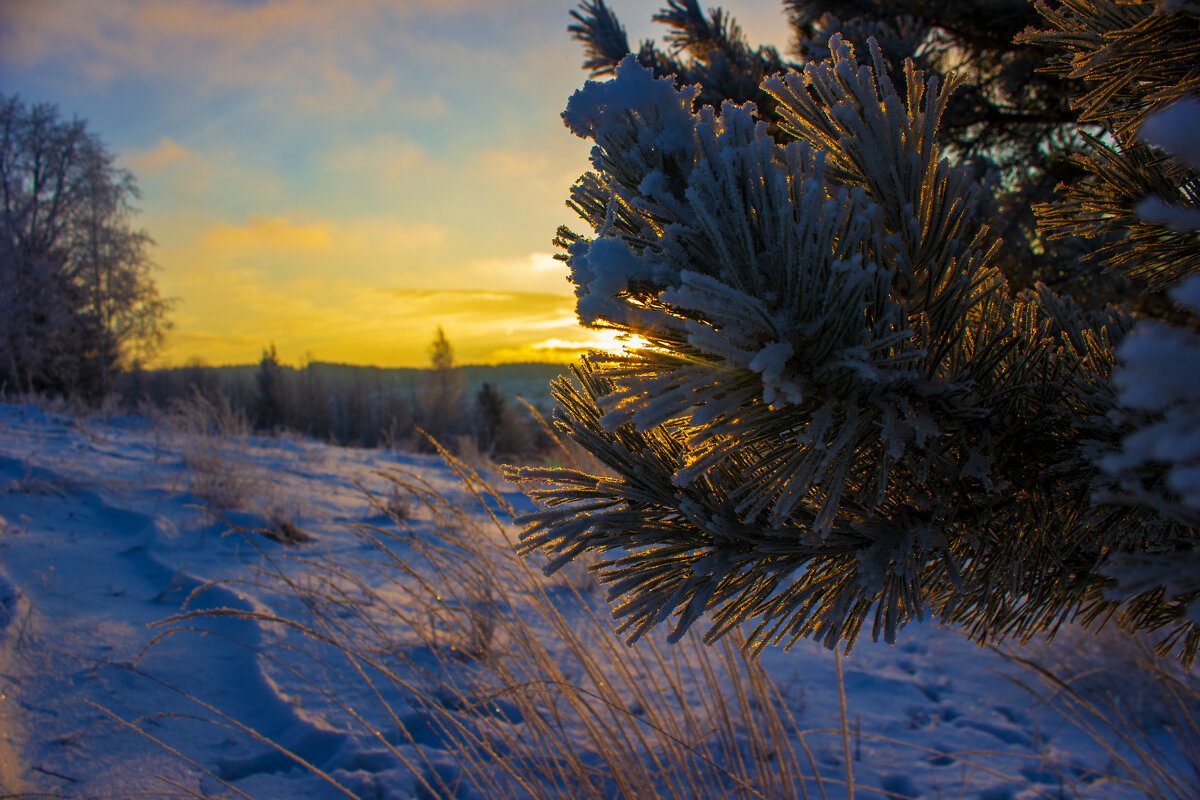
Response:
[569,0,633,77]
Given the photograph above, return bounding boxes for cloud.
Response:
[150,217,580,366]
[0,0,589,118]
[476,145,589,195]
[357,290,638,365]
[185,214,449,263]
[336,219,451,270]
[0,1,411,117]
[375,289,574,325]
[478,148,552,179]
[160,213,453,300]
[3,0,794,370]
[121,138,192,175]
[3,1,358,76]
[1,0,794,124]
[483,328,642,364]
[403,91,449,118]
[117,141,289,216]
[530,330,645,353]
[456,252,571,296]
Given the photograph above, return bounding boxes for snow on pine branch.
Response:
[1101,97,1200,618]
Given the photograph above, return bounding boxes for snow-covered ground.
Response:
[0,399,1193,799]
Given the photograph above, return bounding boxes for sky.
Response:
[0,0,792,367]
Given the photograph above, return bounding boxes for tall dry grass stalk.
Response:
[164,388,252,440]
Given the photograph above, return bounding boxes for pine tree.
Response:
[507,0,1200,664]
[476,381,534,456]
[255,343,285,431]
[418,327,466,442]
[1022,0,1200,644]
[566,1,1119,305]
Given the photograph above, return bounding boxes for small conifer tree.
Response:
[507,0,1200,664]
[255,343,285,431]
[418,327,466,442]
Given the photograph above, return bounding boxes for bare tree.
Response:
[0,94,171,398]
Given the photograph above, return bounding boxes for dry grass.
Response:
[127,437,1182,800]
[999,632,1200,800]
[154,390,256,510]
[179,442,255,510]
[163,390,251,440]
[152,391,311,546]
[7,390,1186,798]
[152,446,830,800]
[262,500,311,545]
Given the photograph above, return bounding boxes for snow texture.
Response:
[1135,195,1200,232]
[1105,276,1200,528]
[562,54,700,162]
[1139,96,1200,171]
[0,402,1183,797]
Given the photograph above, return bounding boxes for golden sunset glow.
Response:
[0,0,788,367]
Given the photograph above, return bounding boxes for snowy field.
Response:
[0,399,1194,799]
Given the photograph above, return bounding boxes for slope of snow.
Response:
[0,400,1192,798]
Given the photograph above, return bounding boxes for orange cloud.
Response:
[530,330,646,354]
[456,252,571,297]
[201,216,334,253]
[120,138,192,175]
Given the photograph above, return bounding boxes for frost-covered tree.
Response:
[507,0,1200,664]
[0,95,172,398]
[573,0,1077,170]
[568,0,1116,305]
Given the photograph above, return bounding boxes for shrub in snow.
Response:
[507,1,1200,664]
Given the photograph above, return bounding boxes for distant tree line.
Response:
[125,331,555,458]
